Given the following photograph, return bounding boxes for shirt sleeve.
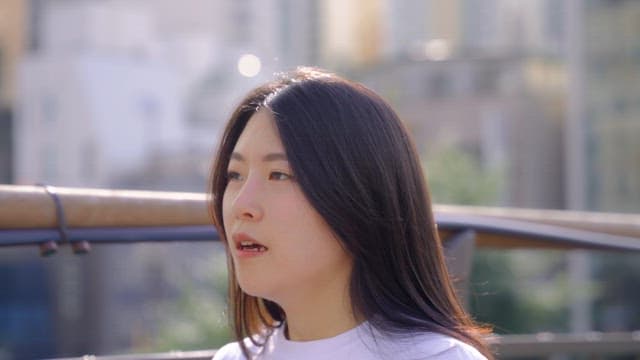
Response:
[211,342,245,360]
[428,341,488,360]
[394,332,489,360]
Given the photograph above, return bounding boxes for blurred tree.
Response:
[469,250,569,334]
[592,253,640,331]
[153,288,230,351]
[138,250,231,352]
[423,146,501,206]
[424,146,569,334]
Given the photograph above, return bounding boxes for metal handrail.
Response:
[2,184,640,252]
[491,331,640,357]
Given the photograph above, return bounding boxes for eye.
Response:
[269,171,293,181]
[226,171,244,182]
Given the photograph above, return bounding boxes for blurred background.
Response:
[0,0,639,359]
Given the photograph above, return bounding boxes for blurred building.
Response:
[11,1,199,357]
[461,0,563,55]
[359,53,565,209]
[8,0,324,358]
[0,0,27,107]
[350,0,566,210]
[562,0,640,335]
[0,0,28,184]
[16,55,185,187]
[579,0,640,213]
[320,0,384,66]
[0,2,56,360]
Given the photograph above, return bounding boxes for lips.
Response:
[232,232,269,254]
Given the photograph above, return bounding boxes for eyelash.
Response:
[269,171,293,181]
[226,171,293,182]
[226,171,243,181]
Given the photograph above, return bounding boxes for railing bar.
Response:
[0,226,219,247]
[437,214,640,252]
[490,331,640,356]
[1,216,639,251]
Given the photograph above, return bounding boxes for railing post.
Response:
[443,229,476,308]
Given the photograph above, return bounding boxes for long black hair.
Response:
[210,67,493,359]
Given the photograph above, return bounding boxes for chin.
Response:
[237,276,275,299]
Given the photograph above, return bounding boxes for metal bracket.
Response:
[39,184,90,256]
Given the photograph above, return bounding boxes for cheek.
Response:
[275,200,344,257]
[220,192,234,235]
[271,194,317,231]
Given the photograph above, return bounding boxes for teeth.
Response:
[238,240,267,251]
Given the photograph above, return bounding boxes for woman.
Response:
[210,67,493,359]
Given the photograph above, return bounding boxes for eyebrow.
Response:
[230,152,288,162]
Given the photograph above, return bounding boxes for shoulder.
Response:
[211,341,245,360]
[211,327,282,360]
[211,333,272,360]
[406,332,487,360]
[375,331,487,360]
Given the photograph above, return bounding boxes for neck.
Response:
[278,271,360,341]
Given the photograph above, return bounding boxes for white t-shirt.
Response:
[212,322,487,360]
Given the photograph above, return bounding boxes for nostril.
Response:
[232,197,263,221]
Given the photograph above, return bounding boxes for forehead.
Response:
[232,109,284,155]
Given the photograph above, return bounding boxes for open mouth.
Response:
[237,241,268,252]
[232,233,269,254]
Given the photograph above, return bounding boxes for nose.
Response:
[229,176,264,222]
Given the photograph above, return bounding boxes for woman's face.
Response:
[222,109,353,304]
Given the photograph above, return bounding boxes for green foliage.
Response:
[153,289,231,351]
[423,146,502,206]
[592,253,640,331]
[138,249,231,352]
[424,146,571,334]
[469,250,569,334]
[424,145,640,337]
